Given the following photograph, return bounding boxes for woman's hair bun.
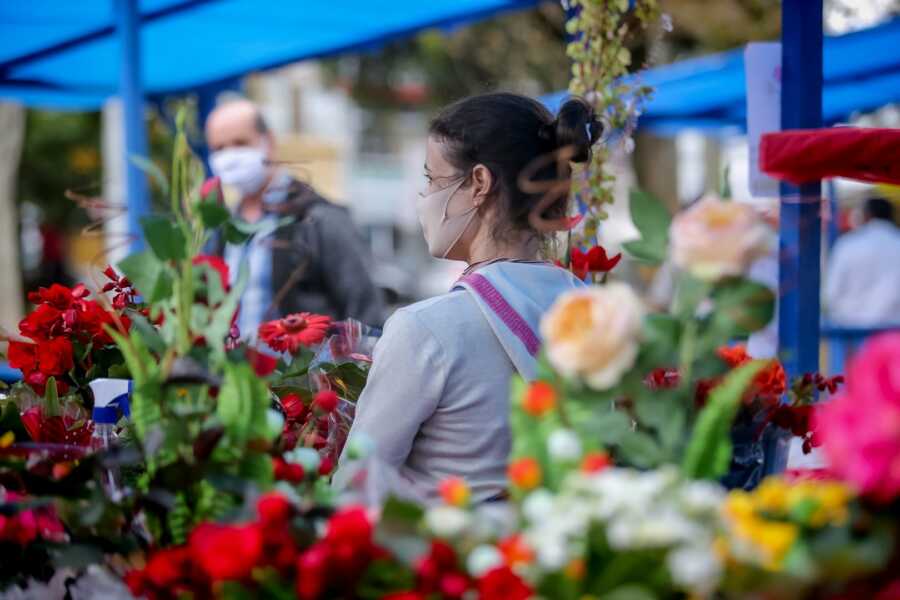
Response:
[552,97,602,164]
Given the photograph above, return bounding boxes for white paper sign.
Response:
[744,42,782,198]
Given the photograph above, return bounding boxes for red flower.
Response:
[716,345,786,402]
[279,393,308,420]
[383,593,427,600]
[717,344,750,368]
[257,492,292,527]
[273,457,306,483]
[314,390,340,413]
[644,367,681,390]
[23,371,70,398]
[27,283,89,310]
[20,407,92,446]
[193,255,230,292]
[568,245,622,280]
[19,304,65,339]
[36,337,74,376]
[296,542,330,600]
[201,176,223,203]
[7,340,37,373]
[259,312,332,354]
[477,566,532,600]
[143,547,194,589]
[246,348,278,377]
[319,455,335,476]
[102,266,137,309]
[188,522,263,582]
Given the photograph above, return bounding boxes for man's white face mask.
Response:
[209,145,269,197]
[415,175,478,259]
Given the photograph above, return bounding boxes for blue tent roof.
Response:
[0,0,541,110]
[544,17,900,134]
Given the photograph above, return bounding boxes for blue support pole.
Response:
[767,0,824,474]
[115,0,151,254]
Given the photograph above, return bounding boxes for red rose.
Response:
[477,566,532,600]
[318,455,334,476]
[201,176,223,203]
[36,337,74,376]
[189,523,263,582]
[7,340,37,373]
[314,390,340,413]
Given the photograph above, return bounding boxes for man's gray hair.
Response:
[215,92,270,134]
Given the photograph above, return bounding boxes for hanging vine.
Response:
[564,0,666,243]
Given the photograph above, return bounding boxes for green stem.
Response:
[679,319,698,390]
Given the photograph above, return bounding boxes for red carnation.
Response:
[7,340,37,374]
[477,566,532,600]
[189,522,263,582]
[27,283,89,310]
[19,304,65,339]
[568,245,622,280]
[258,312,332,354]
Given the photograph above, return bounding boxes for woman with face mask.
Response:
[335,93,601,504]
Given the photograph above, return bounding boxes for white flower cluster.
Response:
[520,467,727,595]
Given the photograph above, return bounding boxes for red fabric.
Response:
[760,127,900,185]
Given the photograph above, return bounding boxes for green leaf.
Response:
[43,376,60,416]
[711,277,775,337]
[140,215,187,262]
[217,361,271,443]
[129,154,169,195]
[118,250,174,303]
[0,400,28,440]
[602,585,658,600]
[206,261,249,362]
[196,200,230,229]
[681,361,764,480]
[127,310,166,355]
[587,410,633,446]
[616,430,665,469]
[622,188,671,265]
[633,393,686,455]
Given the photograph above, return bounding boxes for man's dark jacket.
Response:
[217,178,385,328]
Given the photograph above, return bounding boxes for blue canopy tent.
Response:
[0,0,544,254]
[543,16,900,135]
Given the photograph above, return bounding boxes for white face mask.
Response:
[209,145,269,197]
[415,176,478,259]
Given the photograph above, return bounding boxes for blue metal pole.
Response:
[768,0,824,474]
[115,0,151,254]
[826,179,839,249]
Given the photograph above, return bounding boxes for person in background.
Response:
[336,94,594,504]
[205,98,384,338]
[825,197,900,327]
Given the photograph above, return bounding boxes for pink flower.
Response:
[814,332,900,503]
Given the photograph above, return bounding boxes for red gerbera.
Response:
[568,245,622,280]
[258,313,332,354]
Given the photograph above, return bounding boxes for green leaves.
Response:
[196,200,230,229]
[118,251,173,303]
[681,361,764,480]
[711,277,776,337]
[622,188,671,265]
[216,362,272,444]
[141,215,187,262]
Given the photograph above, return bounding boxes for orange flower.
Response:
[717,344,750,368]
[522,381,556,417]
[580,451,612,474]
[497,534,535,568]
[564,558,586,581]
[438,477,471,507]
[508,458,542,490]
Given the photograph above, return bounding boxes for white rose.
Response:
[670,195,772,281]
[547,429,583,462]
[541,283,645,390]
[424,506,471,539]
[466,545,503,576]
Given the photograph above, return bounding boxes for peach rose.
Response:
[670,196,772,281]
[540,283,644,390]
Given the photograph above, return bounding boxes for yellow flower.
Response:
[752,521,798,568]
[0,431,14,448]
[753,477,790,513]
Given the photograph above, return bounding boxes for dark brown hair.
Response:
[429,92,601,240]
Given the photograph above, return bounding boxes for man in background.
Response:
[205,98,384,338]
[825,197,900,327]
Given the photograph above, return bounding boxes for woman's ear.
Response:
[470,164,494,207]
